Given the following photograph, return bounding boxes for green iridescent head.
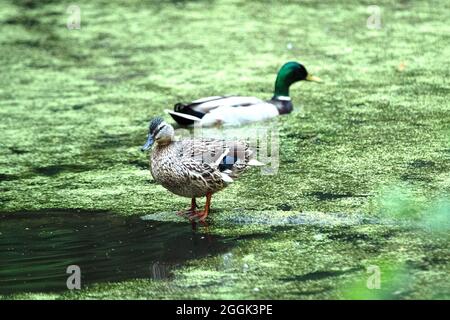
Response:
[273,61,321,97]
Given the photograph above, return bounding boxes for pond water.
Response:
[0,210,236,294]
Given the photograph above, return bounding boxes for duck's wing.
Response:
[200,102,279,127]
[166,96,266,126]
[179,139,262,181]
[190,96,265,113]
[182,158,231,190]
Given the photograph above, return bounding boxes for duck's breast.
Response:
[150,145,220,198]
[151,147,183,183]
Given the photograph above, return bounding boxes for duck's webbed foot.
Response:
[188,193,212,222]
[176,198,198,217]
[188,210,209,222]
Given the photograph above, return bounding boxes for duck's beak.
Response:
[306,74,323,82]
[141,135,154,151]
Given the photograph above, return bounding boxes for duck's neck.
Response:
[273,71,292,98]
[273,77,291,97]
[156,141,172,148]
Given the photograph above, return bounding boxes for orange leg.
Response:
[189,192,212,222]
[177,198,197,216]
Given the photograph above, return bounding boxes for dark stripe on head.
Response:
[153,123,166,138]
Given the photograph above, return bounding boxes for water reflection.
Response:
[0,210,234,294]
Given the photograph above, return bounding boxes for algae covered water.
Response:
[0,0,449,299]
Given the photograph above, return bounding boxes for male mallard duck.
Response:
[141,117,263,221]
[165,61,321,127]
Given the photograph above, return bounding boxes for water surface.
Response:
[0,210,235,294]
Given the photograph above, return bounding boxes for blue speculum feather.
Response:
[218,155,237,171]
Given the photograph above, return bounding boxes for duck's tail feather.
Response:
[164,109,202,125]
[248,158,265,166]
[220,172,234,184]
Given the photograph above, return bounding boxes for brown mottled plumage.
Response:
[141,118,263,221]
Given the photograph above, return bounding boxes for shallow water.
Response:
[0,210,236,294]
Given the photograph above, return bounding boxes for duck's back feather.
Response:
[150,137,262,198]
[169,96,279,126]
[178,138,254,178]
[191,96,264,113]
[200,102,278,127]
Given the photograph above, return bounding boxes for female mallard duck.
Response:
[165,61,321,127]
[141,117,263,221]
